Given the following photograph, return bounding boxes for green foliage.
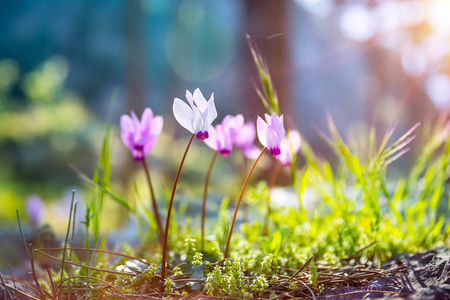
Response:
[289,281,298,290]
[205,259,268,298]
[310,260,318,286]
[192,252,203,266]
[164,278,175,293]
[246,35,279,115]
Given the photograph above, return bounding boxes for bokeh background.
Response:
[1,0,449,245]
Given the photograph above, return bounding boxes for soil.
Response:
[1,248,449,299]
[320,248,450,299]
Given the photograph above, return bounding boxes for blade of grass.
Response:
[86,234,103,296]
[60,190,75,299]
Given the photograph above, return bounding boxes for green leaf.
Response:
[269,231,282,254]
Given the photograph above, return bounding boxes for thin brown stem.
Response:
[161,134,195,282]
[16,210,46,300]
[224,147,267,260]
[201,151,217,253]
[142,157,164,246]
[269,159,281,189]
[0,273,12,299]
[7,265,16,292]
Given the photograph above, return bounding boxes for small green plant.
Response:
[164,278,175,293]
[289,281,298,290]
[205,259,269,298]
[310,259,318,286]
[192,252,203,265]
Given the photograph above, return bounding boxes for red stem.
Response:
[161,134,195,282]
[223,147,267,260]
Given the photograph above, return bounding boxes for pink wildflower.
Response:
[257,113,286,156]
[278,130,301,166]
[120,108,163,161]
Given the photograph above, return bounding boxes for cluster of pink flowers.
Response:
[204,114,259,158]
[119,87,302,276]
[120,88,301,165]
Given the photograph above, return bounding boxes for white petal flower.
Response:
[173,88,217,140]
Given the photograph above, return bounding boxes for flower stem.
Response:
[161,134,195,282]
[224,146,267,260]
[141,157,164,247]
[263,160,281,236]
[201,151,218,253]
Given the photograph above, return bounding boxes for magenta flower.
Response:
[278,130,301,166]
[204,122,233,155]
[173,88,217,140]
[226,114,260,159]
[120,108,163,161]
[257,113,286,156]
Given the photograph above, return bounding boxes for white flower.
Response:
[173,88,217,140]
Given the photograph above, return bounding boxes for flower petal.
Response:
[288,130,301,153]
[203,125,218,151]
[173,98,194,133]
[140,108,154,132]
[279,131,301,165]
[257,116,268,147]
[191,106,203,134]
[204,95,217,130]
[150,115,164,137]
[232,114,244,128]
[193,88,208,111]
[272,113,286,138]
[234,121,255,148]
[266,129,280,152]
[143,137,157,156]
[131,111,141,131]
[120,115,135,150]
[242,144,261,159]
[185,90,195,107]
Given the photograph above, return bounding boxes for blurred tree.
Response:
[126,0,146,112]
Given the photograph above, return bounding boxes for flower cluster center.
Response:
[196,131,209,140]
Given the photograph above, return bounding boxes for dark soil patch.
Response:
[320,248,450,299]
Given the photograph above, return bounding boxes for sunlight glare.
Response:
[401,44,428,77]
[428,0,450,36]
[339,5,376,42]
[295,0,334,17]
[425,74,450,109]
